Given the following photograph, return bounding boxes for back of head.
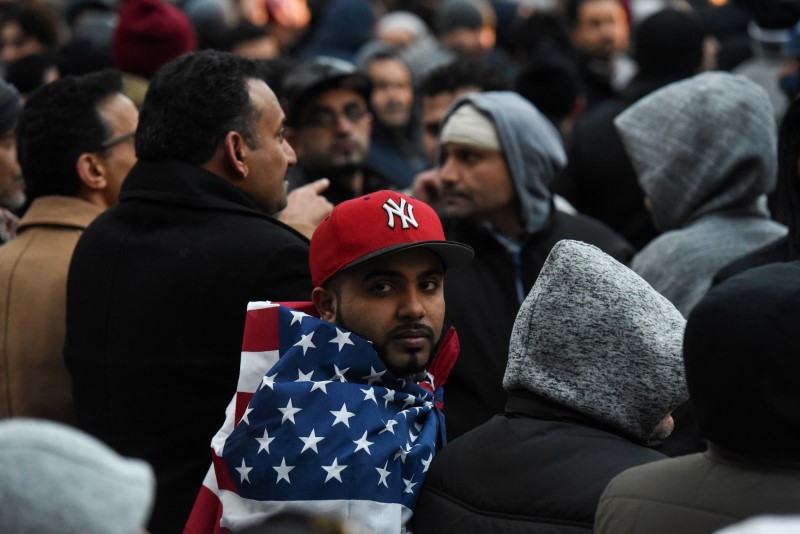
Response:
[503,240,688,444]
[0,4,59,48]
[417,57,511,98]
[434,0,484,37]
[615,71,777,231]
[112,0,197,79]
[136,50,261,164]
[633,7,706,80]
[684,261,800,462]
[0,418,154,534]
[17,69,122,199]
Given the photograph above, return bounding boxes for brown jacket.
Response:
[0,196,103,422]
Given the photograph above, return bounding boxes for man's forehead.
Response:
[306,87,366,109]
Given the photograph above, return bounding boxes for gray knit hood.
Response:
[503,240,689,444]
[440,91,567,234]
[0,418,155,534]
[615,71,777,232]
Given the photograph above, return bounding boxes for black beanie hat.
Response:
[684,261,800,463]
[634,8,705,79]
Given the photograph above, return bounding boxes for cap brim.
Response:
[340,241,475,274]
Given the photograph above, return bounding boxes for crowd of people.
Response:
[0,0,800,533]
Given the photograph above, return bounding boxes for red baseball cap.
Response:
[309,190,474,287]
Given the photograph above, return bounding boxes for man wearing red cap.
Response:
[186,190,472,534]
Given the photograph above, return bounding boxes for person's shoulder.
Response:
[550,211,634,260]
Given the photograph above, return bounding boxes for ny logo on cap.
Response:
[382,197,418,230]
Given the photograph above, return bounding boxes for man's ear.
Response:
[312,286,336,322]
[75,152,108,191]
[223,131,248,180]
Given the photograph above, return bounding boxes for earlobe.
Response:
[312,287,337,322]
[76,153,108,191]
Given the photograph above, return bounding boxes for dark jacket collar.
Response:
[505,389,619,434]
[121,159,266,216]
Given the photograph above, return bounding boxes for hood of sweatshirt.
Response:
[503,240,689,444]
[440,91,567,234]
[615,71,777,232]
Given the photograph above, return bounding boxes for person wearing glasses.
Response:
[283,56,394,205]
[0,69,137,424]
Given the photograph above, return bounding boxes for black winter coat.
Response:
[411,393,666,533]
[65,160,313,534]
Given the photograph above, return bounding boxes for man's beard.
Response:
[334,309,435,382]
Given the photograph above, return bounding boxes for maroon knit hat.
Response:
[112,0,197,79]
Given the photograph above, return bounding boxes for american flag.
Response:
[185,301,459,534]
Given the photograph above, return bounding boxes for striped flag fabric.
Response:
[184,301,458,534]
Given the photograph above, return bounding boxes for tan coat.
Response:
[0,196,103,422]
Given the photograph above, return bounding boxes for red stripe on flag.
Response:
[241,306,279,352]
[234,392,254,427]
[184,483,228,534]
[213,451,237,493]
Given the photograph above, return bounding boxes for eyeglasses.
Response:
[97,131,136,151]
[301,103,369,129]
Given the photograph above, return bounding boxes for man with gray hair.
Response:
[411,240,688,532]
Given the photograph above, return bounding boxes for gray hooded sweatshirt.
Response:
[615,71,787,317]
[504,239,689,444]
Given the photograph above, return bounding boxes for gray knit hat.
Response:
[0,79,22,134]
[0,418,155,534]
[503,240,689,444]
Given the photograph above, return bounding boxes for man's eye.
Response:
[372,283,392,293]
[421,280,440,291]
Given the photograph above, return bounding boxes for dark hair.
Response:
[516,59,580,125]
[565,0,612,27]
[0,4,59,48]
[6,52,57,96]
[17,69,122,198]
[136,50,263,164]
[418,57,510,98]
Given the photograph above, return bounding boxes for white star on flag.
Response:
[329,328,355,351]
[403,476,417,494]
[261,374,276,390]
[332,364,350,382]
[352,431,374,455]
[240,407,254,425]
[309,380,332,394]
[236,458,252,483]
[361,366,386,385]
[299,429,325,454]
[296,369,314,382]
[273,457,295,484]
[421,453,433,473]
[290,310,305,325]
[383,389,396,407]
[293,332,316,355]
[409,430,418,443]
[255,429,274,453]
[279,398,302,424]
[402,394,416,408]
[330,403,355,428]
[361,387,378,404]
[376,460,391,488]
[322,458,347,483]
[380,419,398,434]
